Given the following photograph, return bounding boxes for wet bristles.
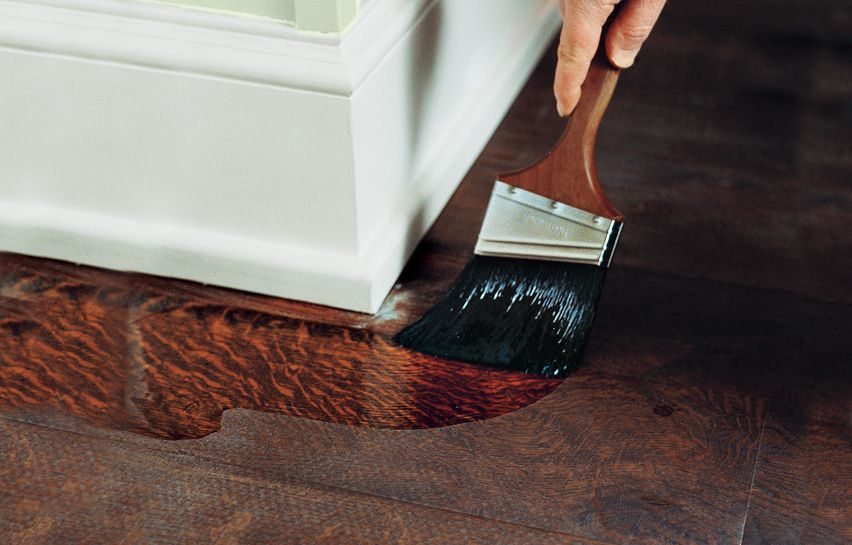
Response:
[394,256,606,376]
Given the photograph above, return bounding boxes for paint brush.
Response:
[394,48,623,377]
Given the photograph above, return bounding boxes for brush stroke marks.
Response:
[0,254,561,439]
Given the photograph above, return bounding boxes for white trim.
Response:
[340,0,435,90]
[0,202,375,310]
[11,0,337,40]
[142,0,359,33]
[356,0,562,309]
[0,0,436,95]
[0,0,560,312]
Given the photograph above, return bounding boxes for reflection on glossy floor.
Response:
[1,0,851,543]
[0,254,561,437]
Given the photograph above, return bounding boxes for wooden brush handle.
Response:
[500,48,622,220]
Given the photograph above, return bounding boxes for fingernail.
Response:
[611,49,638,68]
[556,100,568,117]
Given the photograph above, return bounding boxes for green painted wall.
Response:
[149,0,359,33]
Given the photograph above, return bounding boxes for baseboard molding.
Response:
[0,202,375,311]
[358,1,562,310]
[0,0,559,312]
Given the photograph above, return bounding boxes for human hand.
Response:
[555,0,665,116]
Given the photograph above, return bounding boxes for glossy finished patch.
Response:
[0,254,561,439]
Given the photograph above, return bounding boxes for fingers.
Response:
[554,0,619,116]
[554,0,666,116]
[606,0,666,68]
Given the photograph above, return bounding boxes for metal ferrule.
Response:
[474,181,623,267]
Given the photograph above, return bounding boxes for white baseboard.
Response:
[0,0,559,312]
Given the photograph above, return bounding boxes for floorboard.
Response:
[741,412,851,545]
[0,418,593,545]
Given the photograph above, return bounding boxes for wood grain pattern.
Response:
[0,418,594,545]
[2,353,766,545]
[150,373,764,545]
[0,255,560,438]
[1,0,850,543]
[741,412,852,545]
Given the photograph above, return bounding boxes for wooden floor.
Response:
[2,1,850,543]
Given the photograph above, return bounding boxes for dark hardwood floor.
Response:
[1,1,850,543]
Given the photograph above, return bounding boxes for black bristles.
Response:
[394,256,607,377]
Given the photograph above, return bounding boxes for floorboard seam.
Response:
[737,418,766,545]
